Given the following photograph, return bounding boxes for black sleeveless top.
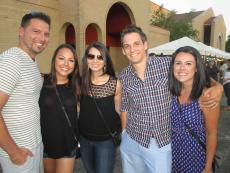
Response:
[79,76,121,141]
[39,76,78,158]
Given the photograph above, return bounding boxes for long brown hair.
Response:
[49,44,81,101]
[81,41,116,95]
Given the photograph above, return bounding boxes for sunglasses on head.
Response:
[87,54,104,61]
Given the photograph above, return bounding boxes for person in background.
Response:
[118,24,223,173]
[220,60,230,76]
[79,41,121,173]
[206,60,220,81]
[0,11,50,173]
[219,60,227,84]
[169,46,220,173]
[39,44,81,173]
[223,59,230,110]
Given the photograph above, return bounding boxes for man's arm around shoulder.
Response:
[199,78,223,109]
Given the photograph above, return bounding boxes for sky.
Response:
[151,0,230,39]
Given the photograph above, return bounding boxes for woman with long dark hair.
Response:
[79,41,121,173]
[169,46,220,173]
[39,44,81,173]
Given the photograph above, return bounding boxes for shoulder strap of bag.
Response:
[90,87,114,136]
[55,87,78,142]
[183,122,206,150]
[177,97,219,172]
[177,97,206,150]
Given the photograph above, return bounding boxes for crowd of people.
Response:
[220,59,230,110]
[0,11,226,173]
[205,59,230,111]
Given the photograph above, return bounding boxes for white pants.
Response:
[0,143,44,173]
[120,131,172,173]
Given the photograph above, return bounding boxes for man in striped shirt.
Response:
[0,12,50,173]
[119,25,223,173]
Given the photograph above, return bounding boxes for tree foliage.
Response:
[225,34,230,52]
[150,6,199,41]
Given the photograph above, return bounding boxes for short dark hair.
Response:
[120,24,147,46]
[81,41,116,95]
[168,46,211,100]
[21,11,51,28]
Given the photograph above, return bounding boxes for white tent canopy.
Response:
[198,42,230,59]
[148,37,206,55]
[148,37,230,59]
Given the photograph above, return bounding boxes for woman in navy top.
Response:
[169,46,220,173]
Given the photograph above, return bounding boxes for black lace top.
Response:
[79,76,121,141]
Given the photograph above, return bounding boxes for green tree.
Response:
[150,6,199,41]
[225,34,230,52]
[150,5,176,30]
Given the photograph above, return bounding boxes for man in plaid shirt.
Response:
[119,25,222,173]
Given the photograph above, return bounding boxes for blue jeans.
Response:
[80,135,116,173]
[120,130,172,173]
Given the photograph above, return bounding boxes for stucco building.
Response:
[151,3,226,48]
[174,8,226,50]
[0,1,226,72]
[0,0,169,73]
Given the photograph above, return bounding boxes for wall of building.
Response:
[0,0,169,73]
[148,25,170,48]
[192,8,226,51]
[211,15,226,50]
[0,0,61,73]
[192,8,215,42]
[76,0,151,72]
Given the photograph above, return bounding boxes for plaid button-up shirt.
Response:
[119,56,172,148]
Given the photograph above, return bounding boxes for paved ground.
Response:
[0,96,229,173]
[215,96,230,173]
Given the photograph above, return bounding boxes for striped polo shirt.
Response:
[119,56,172,148]
[0,47,43,157]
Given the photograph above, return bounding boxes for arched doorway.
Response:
[85,23,101,46]
[106,2,134,73]
[65,24,76,49]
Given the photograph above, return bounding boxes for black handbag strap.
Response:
[177,98,219,171]
[55,87,78,142]
[183,122,206,150]
[90,88,114,136]
[177,98,206,150]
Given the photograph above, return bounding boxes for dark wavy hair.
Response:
[168,46,210,100]
[120,24,147,46]
[81,41,116,95]
[48,44,81,101]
